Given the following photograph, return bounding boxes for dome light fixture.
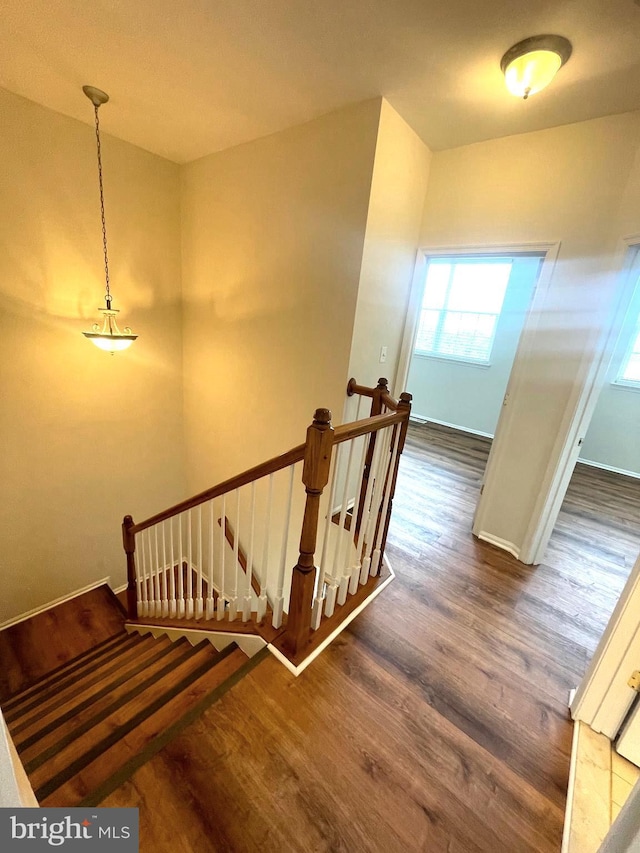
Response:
[501,35,572,100]
[82,85,137,353]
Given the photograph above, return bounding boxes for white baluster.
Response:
[272,465,295,629]
[195,505,203,619]
[332,438,358,607]
[217,493,227,620]
[314,451,339,626]
[364,426,393,576]
[161,521,169,617]
[207,500,215,619]
[227,490,240,621]
[358,426,387,583]
[348,434,369,595]
[169,517,177,617]
[370,425,401,577]
[138,531,147,617]
[153,526,160,617]
[186,509,193,619]
[257,474,273,622]
[178,512,185,617]
[243,481,255,622]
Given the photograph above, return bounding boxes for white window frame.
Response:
[612,262,640,391]
[413,256,512,366]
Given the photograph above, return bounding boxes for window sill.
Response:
[413,353,492,369]
[610,380,640,393]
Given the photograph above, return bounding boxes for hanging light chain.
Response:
[93,103,111,309]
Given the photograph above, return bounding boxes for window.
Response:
[414,258,512,364]
[615,309,640,387]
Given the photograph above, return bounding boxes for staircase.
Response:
[2,627,263,807]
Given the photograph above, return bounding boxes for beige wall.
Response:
[420,111,640,553]
[346,100,431,403]
[180,99,381,494]
[0,89,185,623]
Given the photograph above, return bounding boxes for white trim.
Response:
[0,577,111,631]
[112,582,128,594]
[267,558,396,677]
[395,242,555,396]
[412,352,492,369]
[611,379,640,393]
[125,623,267,659]
[519,238,640,565]
[571,555,640,738]
[475,532,520,560]
[561,718,581,853]
[577,458,640,481]
[410,413,494,440]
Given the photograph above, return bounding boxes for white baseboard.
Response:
[410,413,494,440]
[576,457,640,480]
[476,531,520,560]
[269,557,396,677]
[0,577,112,632]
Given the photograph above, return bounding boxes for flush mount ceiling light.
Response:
[501,35,572,100]
[82,85,137,353]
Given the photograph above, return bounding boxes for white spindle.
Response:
[186,509,193,618]
[363,426,393,575]
[257,474,273,622]
[358,426,388,582]
[217,493,226,620]
[227,490,240,621]
[347,434,369,596]
[370,425,401,577]
[333,438,358,607]
[169,517,177,617]
[243,481,255,622]
[153,526,160,617]
[313,451,339,626]
[196,505,203,619]
[161,521,169,617]
[207,501,215,619]
[178,512,185,617]
[272,465,295,629]
[138,531,147,617]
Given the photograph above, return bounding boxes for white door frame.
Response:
[394,240,560,554]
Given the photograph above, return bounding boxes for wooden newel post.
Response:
[379,391,413,560]
[284,408,334,656]
[122,515,137,620]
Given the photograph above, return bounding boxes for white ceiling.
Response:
[2,0,640,163]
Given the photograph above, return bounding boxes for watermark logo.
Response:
[0,808,138,850]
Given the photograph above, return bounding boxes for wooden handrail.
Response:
[333,410,406,445]
[131,443,306,534]
[347,377,401,412]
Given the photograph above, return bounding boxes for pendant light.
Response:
[82,85,137,353]
[501,35,572,100]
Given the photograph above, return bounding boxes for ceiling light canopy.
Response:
[82,85,138,353]
[501,35,572,100]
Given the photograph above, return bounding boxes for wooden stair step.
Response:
[2,632,136,717]
[44,645,261,808]
[24,637,211,788]
[28,640,236,801]
[7,633,166,734]
[14,636,187,759]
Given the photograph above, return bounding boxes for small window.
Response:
[414,258,512,364]
[615,310,640,387]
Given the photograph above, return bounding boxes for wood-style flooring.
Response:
[10,423,640,851]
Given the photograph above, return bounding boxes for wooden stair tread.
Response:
[43,646,253,807]
[2,631,137,716]
[7,633,162,730]
[26,640,221,792]
[4,626,266,808]
[16,637,188,761]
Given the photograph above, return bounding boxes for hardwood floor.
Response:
[99,423,640,852]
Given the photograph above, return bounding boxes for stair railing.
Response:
[122,378,411,662]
